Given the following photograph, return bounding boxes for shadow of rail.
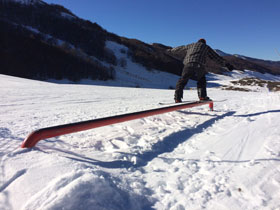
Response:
[39,111,236,169]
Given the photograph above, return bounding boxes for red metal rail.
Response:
[21,101,213,148]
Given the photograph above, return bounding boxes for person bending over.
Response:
[168,38,234,103]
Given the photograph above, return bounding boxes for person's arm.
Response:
[166,45,189,61]
[207,47,226,66]
[207,47,234,71]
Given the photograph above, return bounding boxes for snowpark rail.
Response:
[21,101,214,148]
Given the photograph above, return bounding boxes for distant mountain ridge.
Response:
[1,0,279,82]
[215,50,280,74]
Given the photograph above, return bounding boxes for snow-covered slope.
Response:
[47,40,183,89]
[1,73,280,210]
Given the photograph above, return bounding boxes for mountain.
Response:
[215,50,280,75]
[215,49,232,57]
[0,0,117,81]
[1,0,279,82]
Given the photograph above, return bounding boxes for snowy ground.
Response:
[1,71,280,210]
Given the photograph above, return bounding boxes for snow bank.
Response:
[22,169,149,210]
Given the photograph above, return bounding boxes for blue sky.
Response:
[44,0,280,61]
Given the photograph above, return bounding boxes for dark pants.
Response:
[174,63,207,100]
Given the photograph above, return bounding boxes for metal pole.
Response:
[21,101,214,148]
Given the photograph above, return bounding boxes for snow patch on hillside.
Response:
[104,40,181,89]
[8,0,44,5]
[60,12,76,20]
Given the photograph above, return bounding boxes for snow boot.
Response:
[199,96,211,101]
[175,99,182,103]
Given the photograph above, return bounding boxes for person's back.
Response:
[183,41,209,65]
[169,39,226,67]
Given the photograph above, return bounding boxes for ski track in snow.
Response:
[1,69,280,210]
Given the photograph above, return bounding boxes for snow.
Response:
[103,41,181,89]
[8,0,43,5]
[1,69,280,210]
[1,40,280,210]
[24,26,40,34]
[234,54,247,60]
[60,12,76,20]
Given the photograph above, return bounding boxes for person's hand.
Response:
[225,63,234,71]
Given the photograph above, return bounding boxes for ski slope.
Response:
[1,73,280,210]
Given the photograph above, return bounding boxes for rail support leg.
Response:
[209,102,214,111]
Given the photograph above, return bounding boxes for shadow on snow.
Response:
[38,111,236,169]
[32,109,280,169]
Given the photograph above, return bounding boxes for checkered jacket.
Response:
[168,42,226,66]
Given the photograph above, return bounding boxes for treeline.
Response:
[0,19,115,81]
[0,1,117,65]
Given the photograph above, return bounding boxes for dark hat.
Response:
[198,38,206,44]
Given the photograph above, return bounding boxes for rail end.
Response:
[21,131,41,148]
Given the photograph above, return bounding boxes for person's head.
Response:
[198,38,206,44]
